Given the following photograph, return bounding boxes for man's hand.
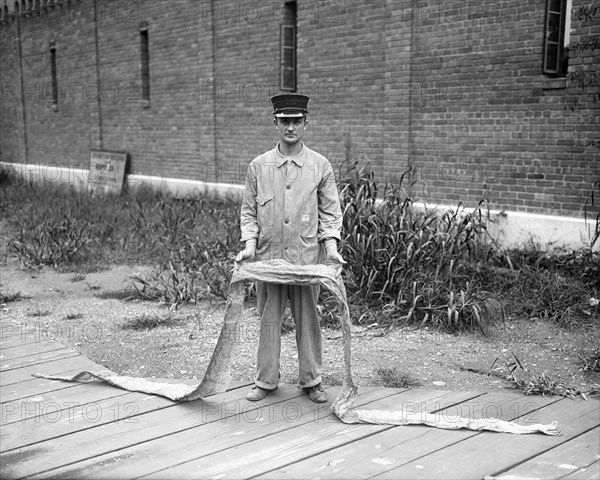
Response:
[324,238,347,265]
[235,239,257,263]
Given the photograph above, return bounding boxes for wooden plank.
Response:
[257,391,555,480]
[2,380,132,430]
[1,379,252,450]
[28,385,399,480]
[493,427,600,479]
[1,349,80,371]
[560,460,600,480]
[0,370,113,404]
[138,389,484,480]
[0,333,55,349]
[372,397,600,479]
[0,356,103,385]
[1,341,68,358]
[4,383,326,479]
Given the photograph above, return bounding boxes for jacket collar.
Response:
[275,143,305,167]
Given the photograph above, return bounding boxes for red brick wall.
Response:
[1,0,598,218]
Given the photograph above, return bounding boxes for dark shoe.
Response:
[246,386,270,401]
[307,383,328,403]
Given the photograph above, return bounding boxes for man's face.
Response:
[275,116,307,146]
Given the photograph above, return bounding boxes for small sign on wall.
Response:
[88,150,128,195]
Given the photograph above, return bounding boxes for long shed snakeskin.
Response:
[33,260,560,435]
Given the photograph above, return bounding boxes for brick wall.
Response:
[0,18,25,165]
[1,0,598,218]
[209,0,281,184]
[407,0,599,215]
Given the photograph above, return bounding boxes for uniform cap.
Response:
[271,93,309,117]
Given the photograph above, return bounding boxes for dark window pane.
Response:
[547,12,561,42]
[548,0,562,12]
[140,30,150,102]
[283,47,294,65]
[543,0,566,75]
[545,43,559,72]
[283,25,294,46]
[283,68,295,88]
[280,24,296,91]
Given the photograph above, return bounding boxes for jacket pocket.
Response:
[256,194,274,227]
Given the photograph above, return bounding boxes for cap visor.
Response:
[274,112,306,118]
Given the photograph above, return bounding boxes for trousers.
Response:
[254,281,322,390]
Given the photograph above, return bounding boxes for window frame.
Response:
[280,23,297,92]
[49,41,58,111]
[139,25,150,107]
[543,0,569,76]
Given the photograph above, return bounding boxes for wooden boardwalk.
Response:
[1,319,599,480]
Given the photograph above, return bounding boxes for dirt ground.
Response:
[1,260,599,397]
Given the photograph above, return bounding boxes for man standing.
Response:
[235,93,345,403]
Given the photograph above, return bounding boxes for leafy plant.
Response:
[9,215,94,268]
[338,161,503,332]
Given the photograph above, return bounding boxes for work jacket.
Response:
[240,143,342,265]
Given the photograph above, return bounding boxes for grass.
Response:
[94,289,137,301]
[26,308,51,317]
[70,273,86,282]
[85,282,102,291]
[375,366,421,389]
[121,313,178,331]
[0,289,23,303]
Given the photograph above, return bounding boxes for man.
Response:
[235,93,345,403]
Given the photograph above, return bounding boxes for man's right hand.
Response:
[235,239,257,263]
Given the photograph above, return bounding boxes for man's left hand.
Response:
[324,238,347,265]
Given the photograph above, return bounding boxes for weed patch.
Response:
[492,353,590,399]
[338,162,503,332]
[94,289,137,301]
[0,289,23,303]
[376,366,421,388]
[121,313,178,331]
[578,349,600,373]
[26,308,51,317]
[70,273,86,282]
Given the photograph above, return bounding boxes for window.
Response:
[543,0,570,75]
[49,42,58,110]
[140,26,150,106]
[280,1,297,91]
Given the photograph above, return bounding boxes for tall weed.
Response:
[338,162,503,332]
